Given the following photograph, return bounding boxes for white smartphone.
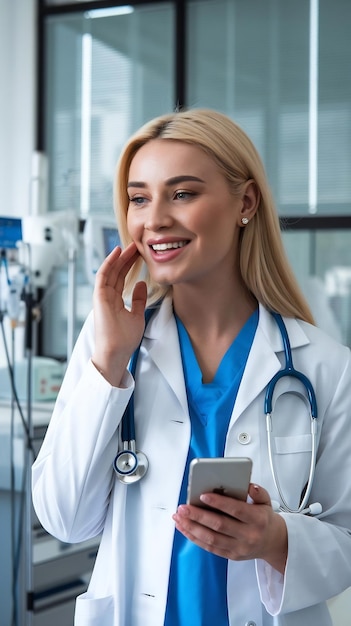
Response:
[186,457,253,507]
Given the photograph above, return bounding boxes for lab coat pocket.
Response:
[272,434,313,507]
[274,433,312,454]
[74,592,114,626]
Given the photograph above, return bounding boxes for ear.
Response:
[238,180,260,227]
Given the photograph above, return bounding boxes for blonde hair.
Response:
[114,108,314,324]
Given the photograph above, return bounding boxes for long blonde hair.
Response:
[114,108,314,324]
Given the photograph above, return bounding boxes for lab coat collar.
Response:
[144,296,310,345]
[143,295,174,340]
[142,296,189,416]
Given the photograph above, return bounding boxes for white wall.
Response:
[0,0,37,218]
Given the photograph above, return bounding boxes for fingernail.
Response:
[177,505,190,516]
[200,494,211,503]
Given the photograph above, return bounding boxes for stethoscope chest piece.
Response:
[113,441,149,484]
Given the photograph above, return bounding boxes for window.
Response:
[45,3,175,216]
[187,0,351,216]
[39,0,351,355]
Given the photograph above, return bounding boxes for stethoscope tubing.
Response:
[266,412,317,513]
[113,308,154,483]
[264,313,318,419]
[264,312,318,514]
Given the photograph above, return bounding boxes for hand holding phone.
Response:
[186,457,252,507]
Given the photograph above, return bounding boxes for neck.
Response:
[172,278,257,339]
[172,281,257,383]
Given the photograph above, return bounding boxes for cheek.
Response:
[126,211,140,239]
[126,212,145,254]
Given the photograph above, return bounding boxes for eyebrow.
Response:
[127,175,206,188]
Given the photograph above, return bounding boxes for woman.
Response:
[32,109,351,626]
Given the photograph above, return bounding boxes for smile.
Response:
[150,241,189,252]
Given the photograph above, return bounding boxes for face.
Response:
[126,139,248,290]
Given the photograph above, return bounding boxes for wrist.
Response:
[263,513,288,574]
[91,354,130,387]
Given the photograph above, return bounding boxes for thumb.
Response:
[248,483,272,507]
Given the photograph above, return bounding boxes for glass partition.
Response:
[45,3,174,217]
[282,228,351,345]
[40,0,351,356]
[187,0,351,217]
[42,2,174,357]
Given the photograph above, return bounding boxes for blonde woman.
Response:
[32,109,351,626]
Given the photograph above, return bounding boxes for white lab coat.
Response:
[32,298,351,626]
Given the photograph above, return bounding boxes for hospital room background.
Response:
[1,0,351,624]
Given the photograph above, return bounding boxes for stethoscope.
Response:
[112,309,154,484]
[113,310,322,515]
[265,312,321,516]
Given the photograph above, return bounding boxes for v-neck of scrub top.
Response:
[164,308,259,626]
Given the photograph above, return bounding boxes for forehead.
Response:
[128,139,219,180]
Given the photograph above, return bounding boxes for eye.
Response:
[129,195,146,206]
[174,190,195,200]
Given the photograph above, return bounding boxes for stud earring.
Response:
[241,217,249,225]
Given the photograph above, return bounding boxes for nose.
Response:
[143,197,173,232]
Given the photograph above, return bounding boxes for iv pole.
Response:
[24,285,35,626]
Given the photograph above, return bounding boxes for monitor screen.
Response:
[103,226,120,256]
[0,217,22,249]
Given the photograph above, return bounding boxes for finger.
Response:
[198,484,272,523]
[96,243,140,290]
[248,483,272,507]
[130,281,147,318]
[174,504,240,540]
[173,506,240,559]
[197,492,249,522]
[113,246,141,293]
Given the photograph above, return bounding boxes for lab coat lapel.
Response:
[230,304,310,425]
[143,297,189,417]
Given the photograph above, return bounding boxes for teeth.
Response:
[151,241,187,251]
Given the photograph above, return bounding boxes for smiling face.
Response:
[126,139,253,292]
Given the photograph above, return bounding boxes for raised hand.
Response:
[91,242,147,386]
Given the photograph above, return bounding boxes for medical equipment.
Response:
[18,212,79,289]
[83,215,120,286]
[113,310,322,515]
[113,332,149,484]
[0,216,22,250]
[0,357,64,402]
[265,312,319,515]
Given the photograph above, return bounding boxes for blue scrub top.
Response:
[164,309,259,626]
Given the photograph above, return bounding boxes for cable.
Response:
[0,317,36,457]
[0,253,35,625]
[10,328,17,626]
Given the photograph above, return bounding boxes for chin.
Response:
[151,276,173,287]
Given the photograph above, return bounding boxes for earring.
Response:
[241,217,249,225]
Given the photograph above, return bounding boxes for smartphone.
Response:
[186,457,252,507]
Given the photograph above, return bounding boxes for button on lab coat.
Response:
[32,298,351,626]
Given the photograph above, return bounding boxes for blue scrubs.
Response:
[164,310,258,626]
